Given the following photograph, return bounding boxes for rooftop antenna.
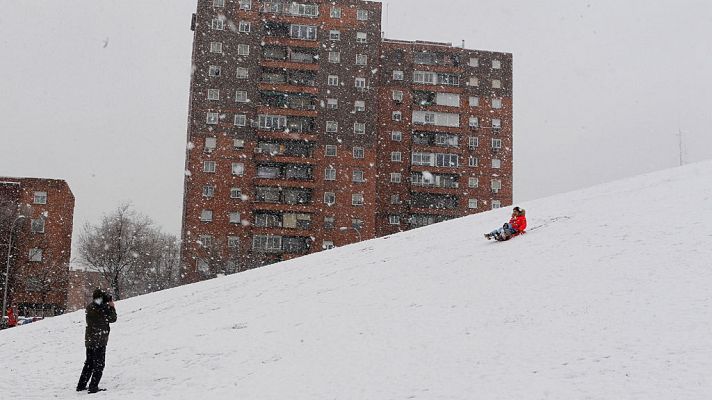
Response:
[385,2,390,38]
[462,39,466,49]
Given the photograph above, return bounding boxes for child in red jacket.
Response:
[485,207,527,241]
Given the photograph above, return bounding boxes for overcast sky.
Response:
[1,0,711,238]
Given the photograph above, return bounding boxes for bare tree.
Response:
[78,204,178,300]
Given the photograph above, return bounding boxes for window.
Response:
[355,78,366,89]
[29,248,43,262]
[356,9,369,21]
[234,139,245,149]
[200,210,213,222]
[354,123,366,134]
[206,112,219,125]
[328,75,339,86]
[324,217,335,229]
[492,159,501,169]
[209,65,221,77]
[252,235,282,252]
[469,57,479,67]
[203,161,216,173]
[213,0,224,6]
[435,93,460,107]
[392,111,402,122]
[236,67,248,79]
[468,177,479,188]
[492,98,503,109]
[287,2,318,16]
[207,89,220,100]
[235,91,248,103]
[469,96,480,107]
[352,170,365,183]
[238,21,251,33]
[202,185,215,198]
[31,219,45,234]
[33,192,47,204]
[469,117,479,128]
[468,77,479,87]
[230,187,242,199]
[323,241,335,250]
[290,24,318,40]
[259,114,287,130]
[232,163,245,176]
[238,0,251,10]
[234,114,247,126]
[210,42,223,54]
[391,131,402,142]
[352,193,364,206]
[329,30,341,41]
[468,199,478,209]
[328,51,341,63]
[468,136,479,149]
[327,98,338,109]
[324,192,336,205]
[390,194,400,205]
[354,100,365,112]
[389,215,400,225]
[356,32,367,43]
[492,59,502,69]
[492,139,503,149]
[330,6,342,18]
[392,90,404,102]
[326,121,338,133]
[352,219,364,229]
[325,166,336,181]
[392,70,404,81]
[228,236,240,248]
[353,147,364,159]
[468,156,478,167]
[237,44,250,56]
[491,179,502,191]
[199,235,213,248]
[390,173,402,183]
[391,152,402,162]
[229,212,241,224]
[356,54,368,66]
[492,200,502,210]
[492,79,502,89]
[492,118,502,130]
[413,71,459,86]
[325,145,337,157]
[212,18,224,30]
[412,111,460,127]
[204,137,217,152]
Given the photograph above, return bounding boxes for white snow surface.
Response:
[2,162,712,399]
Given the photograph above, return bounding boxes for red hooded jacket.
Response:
[509,214,527,232]
[7,308,17,327]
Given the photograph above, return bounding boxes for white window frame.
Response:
[236,67,248,79]
[238,21,251,33]
[329,30,341,41]
[212,18,224,30]
[328,51,341,63]
[234,114,247,127]
[391,131,402,142]
[356,9,369,21]
[352,193,365,206]
[232,163,245,176]
[353,147,364,159]
[392,70,404,81]
[327,98,338,109]
[29,248,43,262]
[328,75,339,86]
[468,199,478,209]
[325,145,337,157]
[326,121,338,133]
[200,209,214,222]
[468,156,478,167]
[355,78,367,89]
[469,96,480,107]
[207,89,220,101]
[210,42,223,54]
[392,90,404,102]
[469,57,479,67]
[492,139,503,149]
[325,166,337,181]
[492,59,502,69]
[229,212,241,224]
[352,169,365,183]
[235,90,249,103]
[209,66,221,77]
[492,159,502,169]
[391,152,402,162]
[354,100,365,112]
[206,112,219,125]
[203,161,216,173]
[330,6,342,18]
[230,187,242,199]
[492,98,503,109]
[33,191,47,205]
[354,122,366,135]
[468,177,479,188]
[469,117,479,128]
[388,215,400,225]
[324,192,336,205]
[355,54,368,66]
[392,111,402,122]
[237,44,250,56]
[390,173,402,183]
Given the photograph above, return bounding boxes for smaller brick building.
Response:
[0,178,75,317]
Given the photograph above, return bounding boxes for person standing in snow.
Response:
[6,306,17,328]
[77,289,117,394]
[485,207,527,240]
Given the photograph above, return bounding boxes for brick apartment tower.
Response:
[0,178,75,316]
[181,0,513,282]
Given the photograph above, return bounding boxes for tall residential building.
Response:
[181,0,513,282]
[0,178,75,316]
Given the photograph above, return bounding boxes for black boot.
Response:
[88,387,107,394]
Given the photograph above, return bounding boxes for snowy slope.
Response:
[2,162,712,399]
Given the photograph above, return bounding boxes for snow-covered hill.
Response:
[2,162,712,399]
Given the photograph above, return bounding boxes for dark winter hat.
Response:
[92,289,104,300]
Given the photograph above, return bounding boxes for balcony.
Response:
[255,140,314,158]
[254,114,316,135]
[255,186,313,205]
[410,193,459,210]
[413,132,460,148]
[260,91,318,111]
[260,68,318,94]
[252,235,310,255]
[264,21,318,42]
[254,212,313,230]
[255,163,314,181]
[261,1,319,18]
[411,173,460,189]
[409,214,453,228]
[263,46,317,64]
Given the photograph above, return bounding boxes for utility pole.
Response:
[677,129,684,167]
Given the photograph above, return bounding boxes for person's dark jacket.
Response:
[85,302,117,348]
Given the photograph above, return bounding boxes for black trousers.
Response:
[77,346,106,390]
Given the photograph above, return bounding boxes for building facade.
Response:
[181,0,513,282]
[0,178,75,316]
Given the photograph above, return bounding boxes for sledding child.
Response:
[485,207,527,241]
